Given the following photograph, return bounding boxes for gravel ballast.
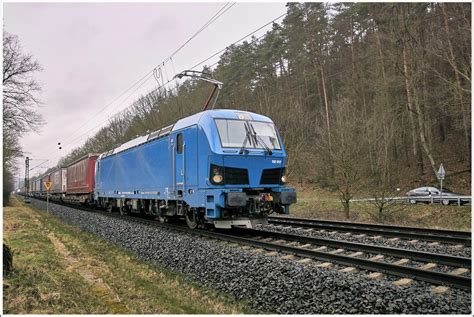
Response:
[260,224,472,258]
[29,199,471,314]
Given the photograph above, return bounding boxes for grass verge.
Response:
[290,188,471,231]
[3,196,250,314]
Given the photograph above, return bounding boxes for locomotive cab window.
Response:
[177,133,183,153]
[215,119,281,150]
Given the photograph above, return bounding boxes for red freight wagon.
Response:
[66,154,99,194]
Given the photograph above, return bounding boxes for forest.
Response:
[45,3,472,207]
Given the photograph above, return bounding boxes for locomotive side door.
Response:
[174,132,185,197]
[173,127,198,198]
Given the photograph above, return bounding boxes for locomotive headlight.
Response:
[210,164,224,184]
[281,175,287,184]
[212,174,223,184]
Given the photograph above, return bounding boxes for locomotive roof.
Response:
[172,109,273,131]
[101,109,274,159]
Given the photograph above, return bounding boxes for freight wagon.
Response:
[28,177,35,196]
[49,168,67,200]
[64,154,99,203]
[38,174,50,198]
[34,178,43,198]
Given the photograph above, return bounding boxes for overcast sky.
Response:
[4,2,286,178]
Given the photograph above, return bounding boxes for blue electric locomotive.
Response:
[94,109,296,228]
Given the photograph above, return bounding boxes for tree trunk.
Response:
[441,4,470,155]
[343,199,350,220]
[378,205,384,222]
[350,17,357,81]
[320,65,331,145]
[422,69,434,156]
[402,44,424,176]
[314,68,324,115]
[376,32,387,83]
[414,92,437,177]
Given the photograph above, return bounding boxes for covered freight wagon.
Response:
[34,178,43,197]
[41,174,51,197]
[65,154,99,203]
[28,178,35,195]
[50,168,67,193]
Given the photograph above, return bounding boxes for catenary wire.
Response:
[35,2,236,159]
[54,11,290,157]
[38,9,458,167]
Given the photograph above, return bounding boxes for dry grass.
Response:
[290,187,471,231]
[3,196,250,314]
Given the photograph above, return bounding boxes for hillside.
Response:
[54,3,471,198]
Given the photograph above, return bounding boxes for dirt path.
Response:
[46,232,130,313]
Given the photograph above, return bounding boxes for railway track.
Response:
[121,216,471,290]
[268,216,472,245]
[233,227,471,268]
[32,198,471,291]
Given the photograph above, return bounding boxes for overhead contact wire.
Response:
[61,10,288,154]
[35,2,236,160]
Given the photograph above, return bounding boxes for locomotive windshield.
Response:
[215,119,281,150]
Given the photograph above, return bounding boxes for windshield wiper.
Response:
[239,123,252,155]
[249,124,272,155]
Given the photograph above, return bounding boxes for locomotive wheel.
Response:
[119,206,128,216]
[106,204,113,213]
[156,209,167,223]
[186,209,198,229]
[158,215,167,223]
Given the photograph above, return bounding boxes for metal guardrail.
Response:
[407,195,471,206]
[351,195,471,206]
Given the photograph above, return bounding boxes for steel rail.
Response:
[268,217,472,244]
[216,235,471,290]
[231,228,471,268]
[29,198,471,290]
[270,216,471,237]
[121,216,471,290]
[97,212,471,290]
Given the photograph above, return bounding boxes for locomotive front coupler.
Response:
[226,191,294,208]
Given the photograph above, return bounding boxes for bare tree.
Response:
[367,110,403,221]
[3,32,44,136]
[50,3,470,204]
[317,98,365,219]
[3,31,44,203]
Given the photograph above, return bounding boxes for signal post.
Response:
[437,163,446,204]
